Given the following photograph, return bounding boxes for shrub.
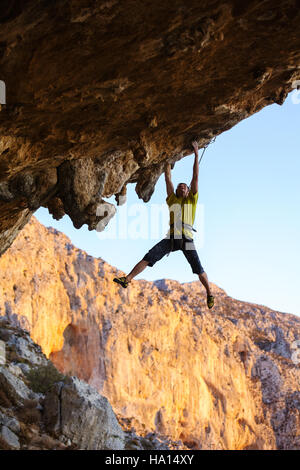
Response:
[25,363,67,394]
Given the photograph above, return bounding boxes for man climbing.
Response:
[113,141,214,309]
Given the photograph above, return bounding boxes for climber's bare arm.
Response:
[190,141,199,195]
[164,163,174,197]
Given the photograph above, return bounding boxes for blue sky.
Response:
[36,93,300,316]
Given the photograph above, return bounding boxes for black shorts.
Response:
[142,236,204,275]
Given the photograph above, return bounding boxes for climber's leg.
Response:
[125,259,149,283]
[182,239,214,308]
[113,260,148,287]
[128,237,172,281]
[126,237,173,282]
[182,239,205,277]
[139,237,172,273]
[113,238,172,288]
[199,272,214,308]
[198,272,211,296]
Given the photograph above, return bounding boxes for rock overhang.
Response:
[0,0,299,254]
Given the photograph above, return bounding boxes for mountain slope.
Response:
[0,216,300,449]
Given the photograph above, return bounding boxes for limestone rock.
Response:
[43,377,125,450]
[0,411,20,434]
[1,217,300,449]
[6,332,48,367]
[0,365,34,405]
[0,425,20,450]
[0,315,131,450]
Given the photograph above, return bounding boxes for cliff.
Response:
[0,0,300,255]
[0,315,184,451]
[0,316,125,450]
[0,217,300,450]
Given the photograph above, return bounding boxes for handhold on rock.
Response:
[115,184,127,206]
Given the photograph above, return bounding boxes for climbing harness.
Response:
[167,222,195,255]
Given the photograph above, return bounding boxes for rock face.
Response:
[1,217,300,450]
[43,377,124,450]
[0,0,300,254]
[0,315,125,450]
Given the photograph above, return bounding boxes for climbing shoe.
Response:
[113,276,129,288]
[207,295,214,309]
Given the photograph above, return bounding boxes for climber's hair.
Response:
[176,182,189,189]
[175,182,189,197]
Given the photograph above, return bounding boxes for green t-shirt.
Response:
[166,190,198,239]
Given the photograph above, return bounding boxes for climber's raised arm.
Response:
[164,163,174,197]
[190,141,199,195]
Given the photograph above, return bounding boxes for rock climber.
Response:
[113,141,214,309]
